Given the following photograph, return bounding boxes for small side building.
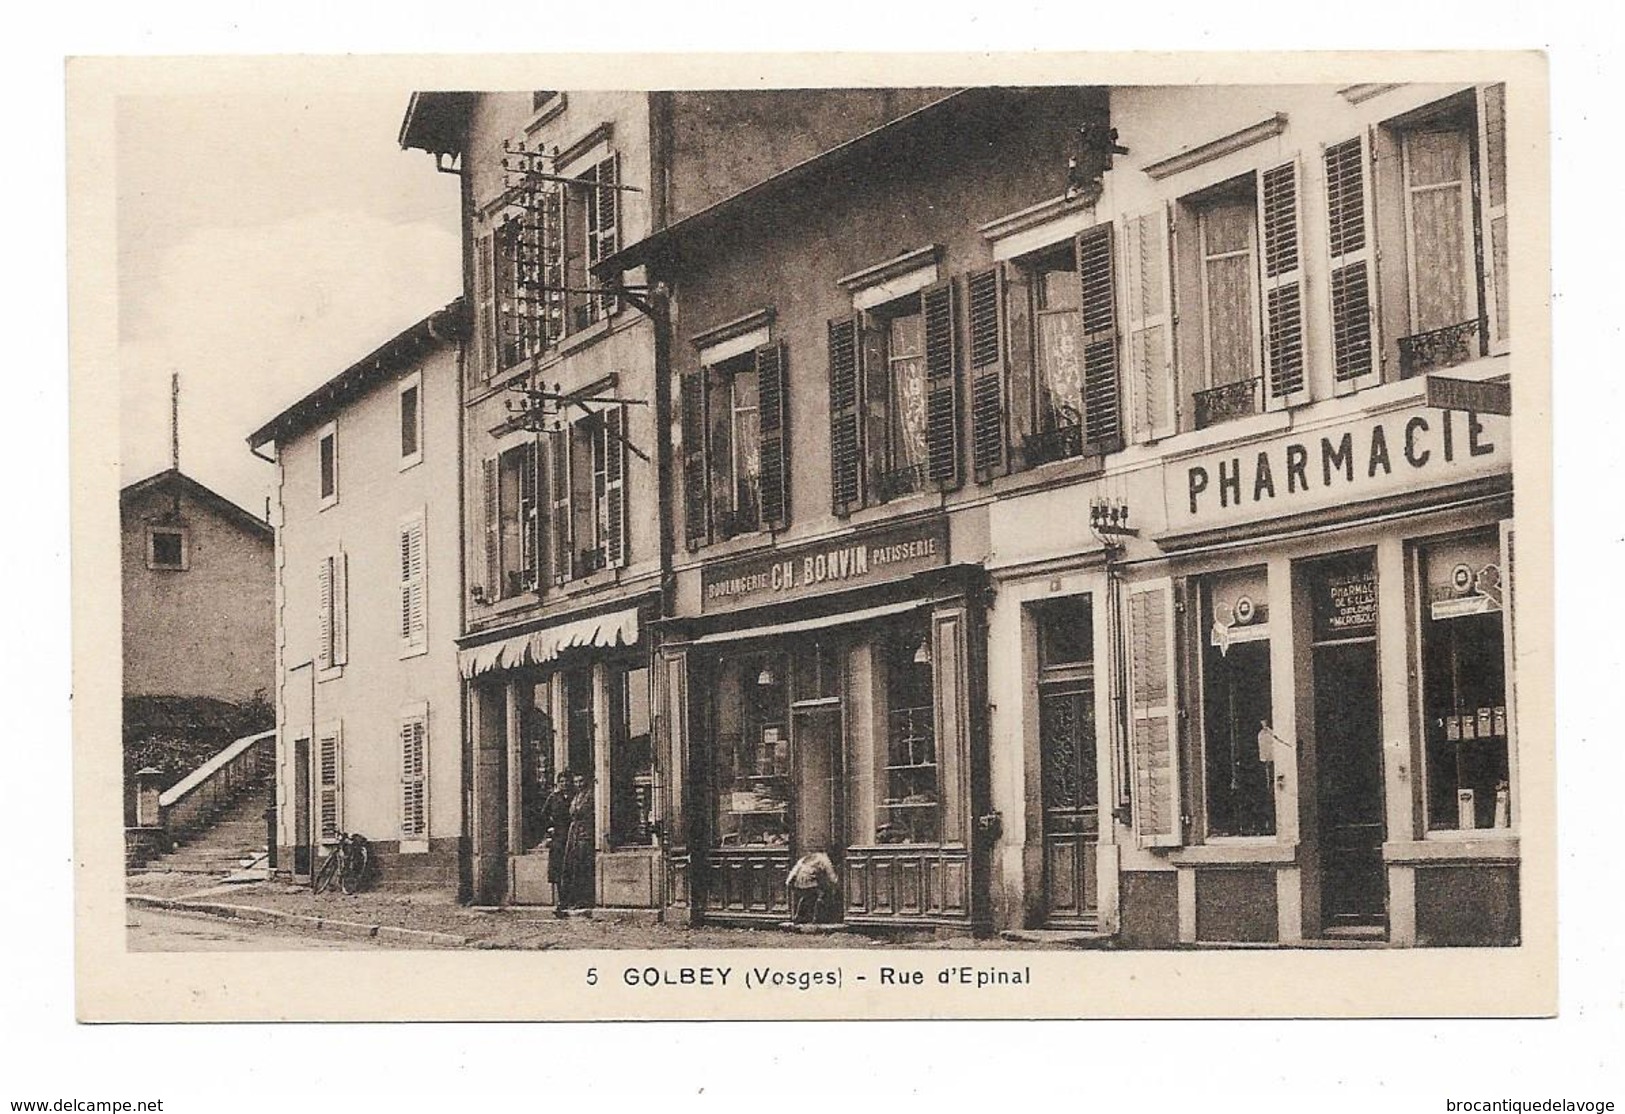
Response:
[249,300,468,891]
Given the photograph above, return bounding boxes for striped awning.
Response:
[458,607,640,679]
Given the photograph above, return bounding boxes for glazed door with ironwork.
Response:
[1040,679,1099,925]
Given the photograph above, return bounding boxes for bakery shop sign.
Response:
[1169,404,1508,531]
[701,516,948,612]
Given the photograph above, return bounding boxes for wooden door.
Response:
[292,736,311,877]
[1040,679,1099,925]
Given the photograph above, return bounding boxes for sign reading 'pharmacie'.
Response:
[701,516,949,612]
[1166,404,1509,533]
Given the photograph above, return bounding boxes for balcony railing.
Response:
[1399,319,1482,378]
[874,462,928,502]
[1193,377,1261,430]
[1023,423,1085,467]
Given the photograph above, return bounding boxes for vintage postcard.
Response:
[69,50,1554,1021]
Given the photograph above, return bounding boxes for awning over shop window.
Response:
[458,607,640,679]
[681,599,922,647]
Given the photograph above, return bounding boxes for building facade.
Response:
[250,302,467,889]
[597,82,1519,944]
[121,468,275,704]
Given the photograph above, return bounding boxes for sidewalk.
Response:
[125,871,1053,950]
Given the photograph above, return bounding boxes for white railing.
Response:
[158,729,275,846]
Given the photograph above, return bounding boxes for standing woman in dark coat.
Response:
[560,772,596,912]
[539,771,573,897]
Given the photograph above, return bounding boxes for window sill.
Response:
[980,450,1107,501]
[845,491,938,530]
[398,839,430,855]
[1382,835,1519,863]
[316,666,344,684]
[398,453,423,474]
[553,566,619,596]
[399,642,429,661]
[691,530,775,562]
[318,496,339,513]
[1169,841,1296,866]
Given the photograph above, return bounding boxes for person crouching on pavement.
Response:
[786,851,839,924]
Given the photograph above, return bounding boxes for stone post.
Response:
[134,767,165,830]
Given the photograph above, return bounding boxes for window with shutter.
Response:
[1177,175,1266,429]
[399,511,427,654]
[1076,224,1122,448]
[588,154,621,321]
[574,414,601,574]
[1477,83,1509,353]
[481,457,499,602]
[827,316,864,514]
[603,405,628,567]
[331,550,348,666]
[496,443,539,597]
[1128,579,1182,848]
[755,342,791,529]
[921,279,962,491]
[966,267,1006,482]
[1259,159,1306,402]
[317,723,342,843]
[1324,137,1379,389]
[474,231,497,382]
[680,371,710,548]
[548,427,573,583]
[316,556,333,671]
[1122,207,1176,441]
[400,705,429,843]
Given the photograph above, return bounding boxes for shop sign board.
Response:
[1425,375,1511,416]
[701,516,949,613]
[1313,565,1378,640]
[1166,403,1509,535]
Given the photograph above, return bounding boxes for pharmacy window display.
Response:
[1418,532,1511,831]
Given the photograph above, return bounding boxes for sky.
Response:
[116,83,462,516]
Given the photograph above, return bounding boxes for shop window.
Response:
[1172,161,1304,428]
[318,422,338,508]
[145,526,187,571]
[681,342,789,547]
[876,621,939,845]
[713,653,790,848]
[1374,87,1510,377]
[609,664,655,847]
[1198,569,1276,838]
[518,680,556,851]
[1419,534,1510,831]
[399,373,422,468]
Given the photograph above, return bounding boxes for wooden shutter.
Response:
[921,278,962,491]
[603,405,629,567]
[680,371,709,548]
[756,342,791,530]
[1127,579,1182,848]
[593,153,621,320]
[481,457,499,601]
[548,427,573,583]
[475,230,497,380]
[1477,83,1509,353]
[317,723,342,842]
[966,266,1006,482]
[828,316,864,515]
[541,187,565,346]
[1122,206,1176,441]
[399,512,427,650]
[530,437,547,588]
[1076,224,1122,447]
[1004,262,1034,472]
[316,556,334,671]
[332,551,348,666]
[1324,137,1379,390]
[400,706,428,841]
[1259,158,1307,402]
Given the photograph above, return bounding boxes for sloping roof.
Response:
[399,92,476,157]
[120,469,273,541]
[247,298,467,452]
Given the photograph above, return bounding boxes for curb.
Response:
[127,894,470,948]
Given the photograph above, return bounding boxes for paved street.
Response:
[126,905,416,951]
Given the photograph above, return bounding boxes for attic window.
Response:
[147,526,188,571]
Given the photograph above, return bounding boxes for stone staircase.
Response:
[137,786,270,875]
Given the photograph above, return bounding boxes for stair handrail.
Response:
[159,729,275,808]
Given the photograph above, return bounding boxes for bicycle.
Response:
[312,832,373,895]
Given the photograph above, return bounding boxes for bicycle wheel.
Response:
[313,845,341,893]
[340,844,371,894]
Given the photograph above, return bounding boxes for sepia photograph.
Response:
[69,51,1557,1023]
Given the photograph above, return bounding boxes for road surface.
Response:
[126,906,415,951]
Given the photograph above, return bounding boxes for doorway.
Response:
[1307,553,1387,932]
[292,736,311,877]
[1034,598,1099,926]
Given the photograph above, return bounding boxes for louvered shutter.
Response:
[1128,579,1182,848]
[530,437,547,587]
[331,551,348,666]
[1122,207,1177,441]
[400,707,428,840]
[592,154,621,320]
[317,724,342,842]
[316,556,333,671]
[541,187,565,347]
[603,405,629,567]
[966,267,1006,482]
[1076,224,1122,447]
[756,342,791,530]
[1259,159,1307,402]
[548,427,573,583]
[1477,83,1509,352]
[1324,137,1379,390]
[828,316,864,515]
[921,278,962,491]
[399,513,426,650]
[680,371,709,548]
[475,231,497,380]
[1004,263,1034,472]
[481,457,499,601]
